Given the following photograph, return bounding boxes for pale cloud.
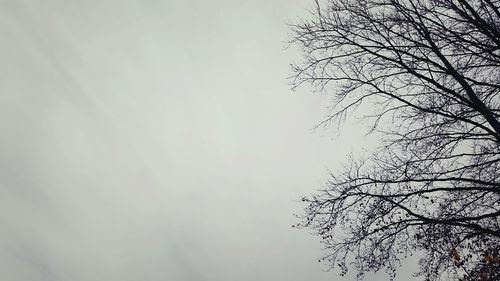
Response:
[0,1,413,280]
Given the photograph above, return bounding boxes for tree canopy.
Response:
[290,0,500,280]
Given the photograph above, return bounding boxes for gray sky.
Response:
[0,1,415,280]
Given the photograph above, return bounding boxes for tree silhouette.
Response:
[290,0,500,280]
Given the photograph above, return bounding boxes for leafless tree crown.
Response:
[290,0,500,280]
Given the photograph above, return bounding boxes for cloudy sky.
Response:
[0,1,415,280]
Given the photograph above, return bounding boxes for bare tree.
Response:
[290,0,500,280]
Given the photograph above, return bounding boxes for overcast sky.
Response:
[0,1,416,280]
